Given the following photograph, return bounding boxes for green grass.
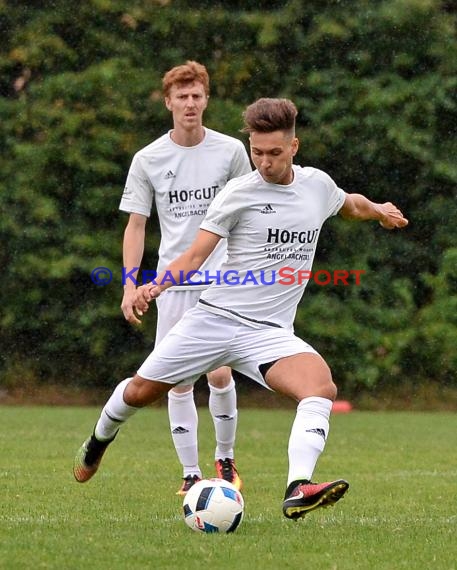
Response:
[1,406,456,570]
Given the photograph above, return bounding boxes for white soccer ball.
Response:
[182,478,244,533]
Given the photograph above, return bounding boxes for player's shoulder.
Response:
[204,127,246,149]
[214,170,256,199]
[128,133,173,173]
[295,165,336,186]
[134,132,170,157]
[226,169,258,189]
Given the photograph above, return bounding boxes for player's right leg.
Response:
[160,308,238,494]
[156,291,203,495]
[168,384,202,495]
[73,376,169,482]
[73,308,232,485]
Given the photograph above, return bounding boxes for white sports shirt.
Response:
[119,127,251,288]
[198,165,346,329]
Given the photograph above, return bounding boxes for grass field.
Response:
[1,406,455,570]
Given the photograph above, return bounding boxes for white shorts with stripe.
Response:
[137,306,318,390]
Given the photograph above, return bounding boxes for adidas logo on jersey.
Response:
[260,204,276,214]
[165,170,176,179]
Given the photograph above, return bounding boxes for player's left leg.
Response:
[264,352,349,519]
[207,366,242,490]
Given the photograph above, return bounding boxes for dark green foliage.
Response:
[0,0,456,392]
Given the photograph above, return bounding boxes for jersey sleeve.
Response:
[328,186,346,218]
[200,180,242,238]
[119,153,154,217]
[229,141,252,179]
[313,168,346,219]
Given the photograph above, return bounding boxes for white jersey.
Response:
[119,127,251,289]
[199,165,346,329]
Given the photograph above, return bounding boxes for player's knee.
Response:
[325,378,338,401]
[124,375,170,407]
[170,385,193,396]
[207,366,232,389]
[292,376,336,402]
[314,364,337,400]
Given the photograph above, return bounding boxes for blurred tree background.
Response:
[0,0,455,404]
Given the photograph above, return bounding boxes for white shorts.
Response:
[137,306,318,390]
[155,288,203,345]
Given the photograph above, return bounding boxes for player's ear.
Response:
[165,97,172,111]
[291,137,299,156]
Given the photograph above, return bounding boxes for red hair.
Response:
[162,61,210,97]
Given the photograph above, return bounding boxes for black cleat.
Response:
[176,474,201,496]
[73,432,117,483]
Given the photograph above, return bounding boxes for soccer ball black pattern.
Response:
[182,478,244,533]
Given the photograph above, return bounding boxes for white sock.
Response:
[168,389,201,478]
[209,378,237,460]
[287,396,332,486]
[94,378,139,441]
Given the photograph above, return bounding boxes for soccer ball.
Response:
[182,478,244,533]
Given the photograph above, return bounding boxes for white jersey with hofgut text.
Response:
[119,127,251,289]
[199,165,346,329]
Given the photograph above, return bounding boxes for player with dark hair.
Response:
[74,97,408,519]
[119,61,251,495]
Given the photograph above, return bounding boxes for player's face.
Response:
[165,81,208,131]
[249,130,299,185]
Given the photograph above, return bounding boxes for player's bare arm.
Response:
[133,229,222,319]
[121,213,147,324]
[339,193,408,229]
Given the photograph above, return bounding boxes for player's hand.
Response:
[378,202,409,230]
[121,287,143,325]
[134,283,162,315]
